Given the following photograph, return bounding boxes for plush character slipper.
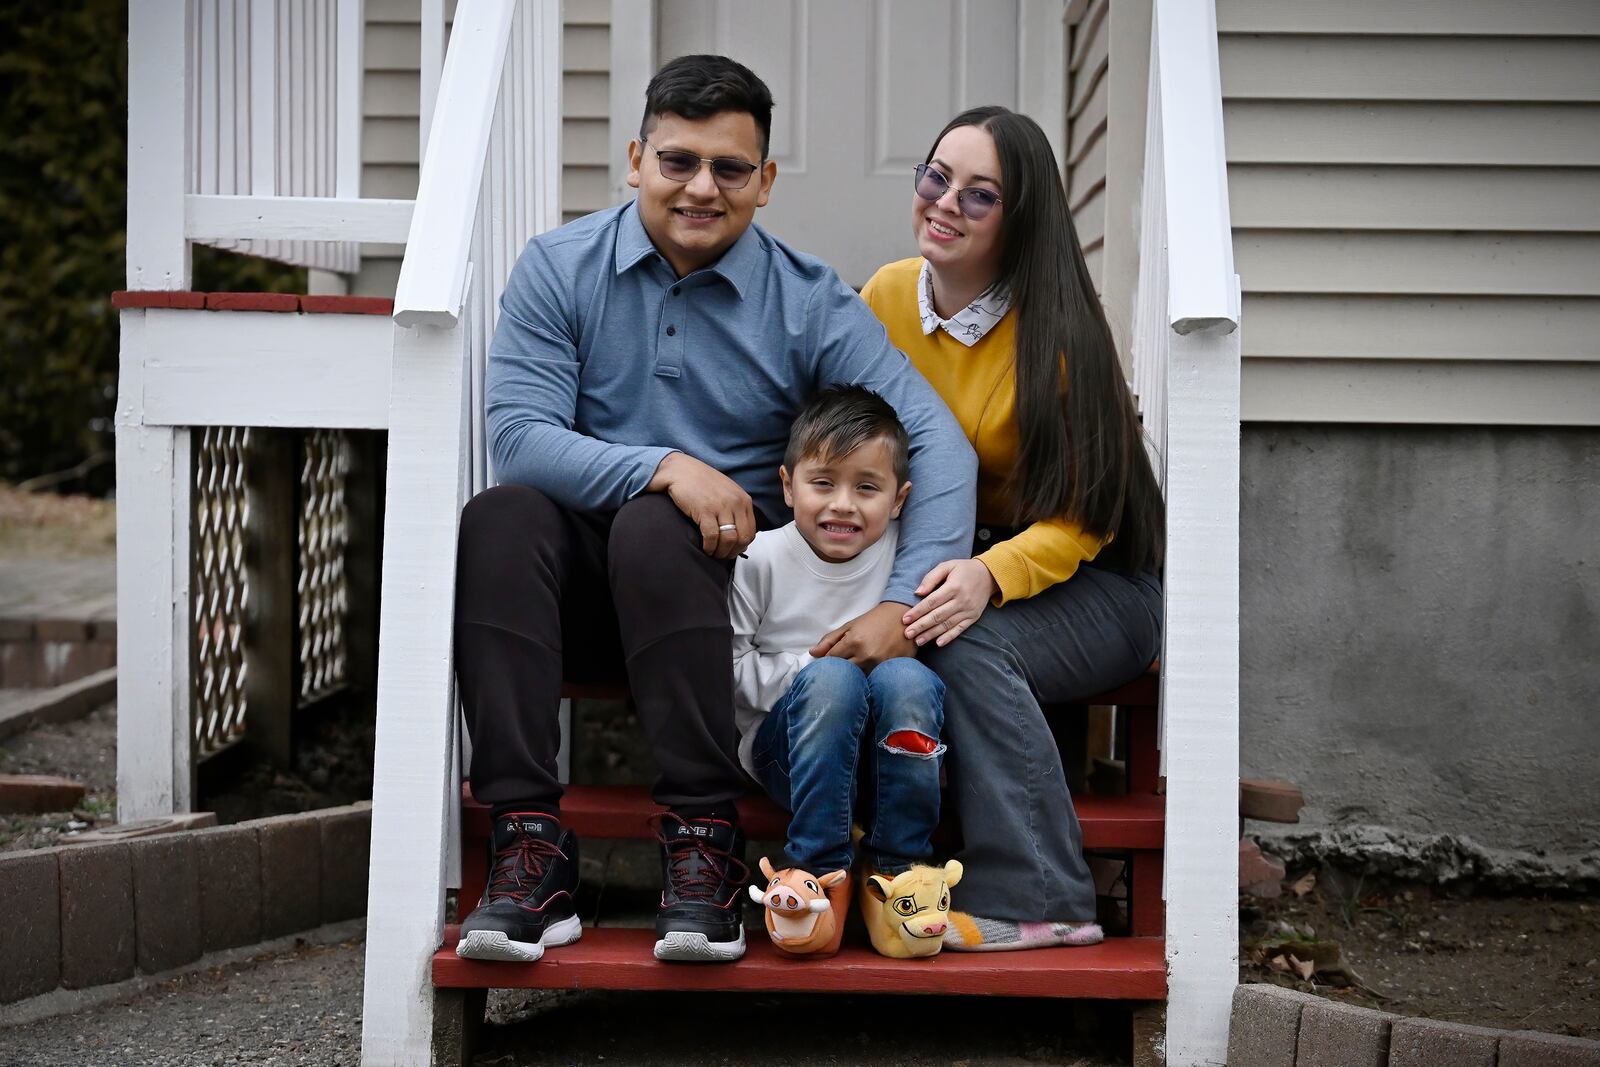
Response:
[748,857,851,957]
[859,860,962,959]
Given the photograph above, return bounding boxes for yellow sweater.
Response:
[861,257,1104,604]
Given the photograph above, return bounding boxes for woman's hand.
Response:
[903,559,998,647]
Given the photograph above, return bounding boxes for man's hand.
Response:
[648,451,756,559]
[810,601,916,670]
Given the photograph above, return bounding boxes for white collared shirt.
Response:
[917,259,1012,347]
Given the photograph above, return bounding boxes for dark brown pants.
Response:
[453,485,745,812]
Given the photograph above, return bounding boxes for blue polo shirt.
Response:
[485,202,976,605]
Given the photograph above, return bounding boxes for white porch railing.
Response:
[1132,1,1243,1063]
[186,0,366,271]
[361,1,561,1061]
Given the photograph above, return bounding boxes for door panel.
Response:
[657,0,1020,286]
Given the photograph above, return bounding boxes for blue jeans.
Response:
[751,657,946,875]
[920,561,1163,922]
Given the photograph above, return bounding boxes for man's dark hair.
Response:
[641,54,774,160]
[784,385,910,485]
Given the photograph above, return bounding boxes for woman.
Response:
[860,106,1164,951]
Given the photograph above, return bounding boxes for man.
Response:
[453,54,975,964]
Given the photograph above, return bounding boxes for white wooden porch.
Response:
[116,1,1238,1063]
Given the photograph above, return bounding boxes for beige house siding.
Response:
[1217,0,1600,425]
[353,0,612,296]
[1064,0,1110,292]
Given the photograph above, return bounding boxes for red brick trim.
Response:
[112,291,396,316]
[110,291,206,310]
[204,292,300,312]
[297,294,395,315]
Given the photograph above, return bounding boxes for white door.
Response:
[655,0,1024,287]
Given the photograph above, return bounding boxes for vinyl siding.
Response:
[1064,0,1110,292]
[1216,0,1600,424]
[353,0,610,296]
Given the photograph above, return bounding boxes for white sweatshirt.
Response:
[730,521,900,776]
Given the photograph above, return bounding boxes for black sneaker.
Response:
[455,812,581,963]
[650,812,750,962]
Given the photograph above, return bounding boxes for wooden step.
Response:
[462,785,1165,850]
[432,925,1166,999]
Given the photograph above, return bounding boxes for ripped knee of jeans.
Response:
[879,730,946,759]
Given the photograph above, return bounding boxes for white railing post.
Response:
[128,0,193,289]
[1142,2,1241,1064]
[121,0,195,821]
[1153,0,1238,335]
[114,311,195,822]
[362,1,529,1060]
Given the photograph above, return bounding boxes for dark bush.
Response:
[0,2,301,493]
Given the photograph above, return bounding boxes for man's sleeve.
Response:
[485,240,674,510]
[807,277,977,605]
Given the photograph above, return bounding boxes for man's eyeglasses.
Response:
[645,140,762,191]
[913,163,1003,220]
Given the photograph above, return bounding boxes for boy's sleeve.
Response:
[730,551,813,713]
[806,275,976,606]
[977,517,1108,604]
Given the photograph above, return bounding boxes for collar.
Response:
[918,259,1010,347]
[614,201,761,300]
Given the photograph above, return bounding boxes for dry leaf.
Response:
[1267,954,1292,974]
[1289,954,1315,980]
[1290,871,1317,897]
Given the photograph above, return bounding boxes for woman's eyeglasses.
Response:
[645,140,762,191]
[913,163,1003,220]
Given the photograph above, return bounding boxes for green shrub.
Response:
[0,2,301,493]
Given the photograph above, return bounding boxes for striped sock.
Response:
[943,912,1104,951]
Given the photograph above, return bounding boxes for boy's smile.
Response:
[781,436,911,564]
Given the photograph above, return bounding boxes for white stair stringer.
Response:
[360,321,471,1067]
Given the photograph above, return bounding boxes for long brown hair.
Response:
[925,106,1164,572]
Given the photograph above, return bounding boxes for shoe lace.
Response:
[649,813,749,902]
[486,831,565,902]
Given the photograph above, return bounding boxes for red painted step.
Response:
[461,784,1164,850]
[432,925,1166,999]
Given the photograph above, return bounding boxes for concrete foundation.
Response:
[1241,426,1600,888]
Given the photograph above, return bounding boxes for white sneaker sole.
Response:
[653,928,747,963]
[455,914,583,963]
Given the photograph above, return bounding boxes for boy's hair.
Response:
[641,55,775,160]
[785,385,910,485]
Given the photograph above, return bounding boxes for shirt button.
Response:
[671,286,681,296]
[666,325,677,336]
[977,529,991,541]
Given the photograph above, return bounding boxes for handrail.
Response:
[393,0,518,328]
[1152,0,1238,335]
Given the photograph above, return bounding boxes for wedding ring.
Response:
[718,523,738,531]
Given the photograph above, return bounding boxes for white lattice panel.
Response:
[297,429,351,702]
[192,426,251,756]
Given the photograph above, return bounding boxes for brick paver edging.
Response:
[1229,983,1600,1067]
[0,802,371,1005]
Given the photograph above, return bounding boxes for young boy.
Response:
[731,385,948,955]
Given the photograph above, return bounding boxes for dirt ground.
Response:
[0,482,115,559]
[1239,870,1600,1039]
